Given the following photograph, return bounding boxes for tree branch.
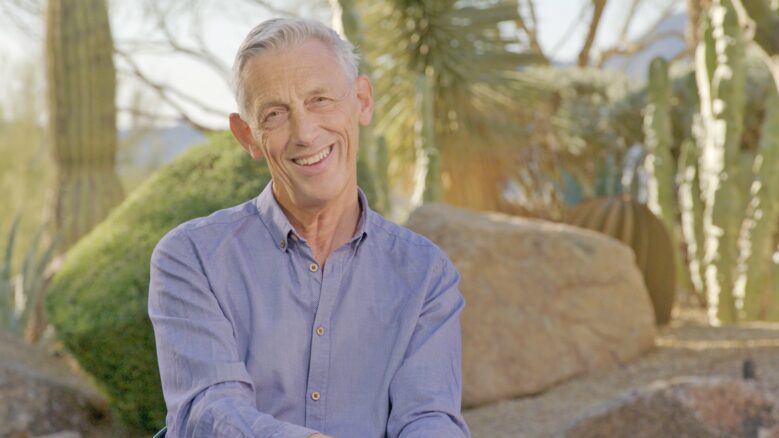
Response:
[595,0,682,67]
[146,0,232,84]
[578,0,608,67]
[517,0,549,63]
[239,0,297,17]
[595,30,686,67]
[549,2,591,60]
[115,50,225,133]
[617,0,644,43]
[118,106,214,133]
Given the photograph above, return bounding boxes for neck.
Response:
[274,184,361,266]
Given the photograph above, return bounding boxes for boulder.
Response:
[405,204,656,408]
[0,333,109,436]
[559,377,779,438]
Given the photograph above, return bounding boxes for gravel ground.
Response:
[463,304,779,437]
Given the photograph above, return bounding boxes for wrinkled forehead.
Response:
[241,40,352,105]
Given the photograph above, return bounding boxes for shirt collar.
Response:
[254,180,370,253]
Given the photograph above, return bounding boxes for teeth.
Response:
[294,146,331,166]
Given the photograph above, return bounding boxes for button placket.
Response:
[304,252,344,430]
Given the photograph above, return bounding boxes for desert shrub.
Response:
[47,132,376,431]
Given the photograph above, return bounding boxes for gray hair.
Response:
[232,18,360,117]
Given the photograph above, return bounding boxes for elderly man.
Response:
[148,17,470,438]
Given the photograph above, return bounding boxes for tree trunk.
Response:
[578,0,608,67]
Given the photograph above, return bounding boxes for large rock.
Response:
[559,377,779,437]
[405,204,656,408]
[0,333,110,436]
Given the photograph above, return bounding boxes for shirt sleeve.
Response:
[386,255,471,438]
[148,229,320,438]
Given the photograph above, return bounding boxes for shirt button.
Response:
[316,326,325,336]
[309,263,319,273]
[311,391,321,401]
[279,240,286,249]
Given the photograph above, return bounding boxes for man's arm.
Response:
[386,256,471,438]
[148,230,320,438]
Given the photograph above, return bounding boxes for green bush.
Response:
[46,132,269,431]
[46,132,377,432]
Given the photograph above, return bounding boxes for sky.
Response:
[0,0,685,130]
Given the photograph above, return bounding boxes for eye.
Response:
[311,96,330,105]
[259,108,287,128]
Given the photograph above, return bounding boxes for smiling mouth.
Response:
[292,145,333,166]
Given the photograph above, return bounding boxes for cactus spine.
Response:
[45,0,124,251]
[695,0,746,323]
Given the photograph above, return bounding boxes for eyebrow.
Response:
[252,84,345,117]
[254,100,287,117]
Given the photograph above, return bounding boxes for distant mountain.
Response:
[118,123,208,171]
[602,13,688,79]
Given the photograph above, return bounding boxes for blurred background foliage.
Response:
[6,0,779,432]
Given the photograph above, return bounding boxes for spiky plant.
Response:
[356,0,543,211]
[0,218,58,340]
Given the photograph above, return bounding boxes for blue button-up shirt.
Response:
[148,182,470,437]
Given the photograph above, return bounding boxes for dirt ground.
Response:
[463,302,779,437]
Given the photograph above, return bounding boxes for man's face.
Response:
[231,38,373,210]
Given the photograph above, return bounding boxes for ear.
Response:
[230,112,263,160]
[355,75,374,126]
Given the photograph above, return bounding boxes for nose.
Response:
[288,108,318,147]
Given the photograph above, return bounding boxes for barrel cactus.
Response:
[565,194,676,325]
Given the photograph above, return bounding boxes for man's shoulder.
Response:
[158,199,259,247]
[367,211,449,267]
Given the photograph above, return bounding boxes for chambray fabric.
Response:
[148,182,470,438]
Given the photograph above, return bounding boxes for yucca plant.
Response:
[0,217,58,340]
[354,0,544,212]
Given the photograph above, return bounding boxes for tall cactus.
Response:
[644,57,693,300]
[45,0,124,251]
[731,0,779,95]
[331,0,391,215]
[695,0,746,323]
[741,91,779,319]
[411,71,441,204]
[677,136,708,305]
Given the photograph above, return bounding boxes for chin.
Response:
[296,180,352,207]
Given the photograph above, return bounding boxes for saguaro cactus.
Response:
[644,57,693,298]
[331,0,391,215]
[45,0,124,251]
[695,0,747,323]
